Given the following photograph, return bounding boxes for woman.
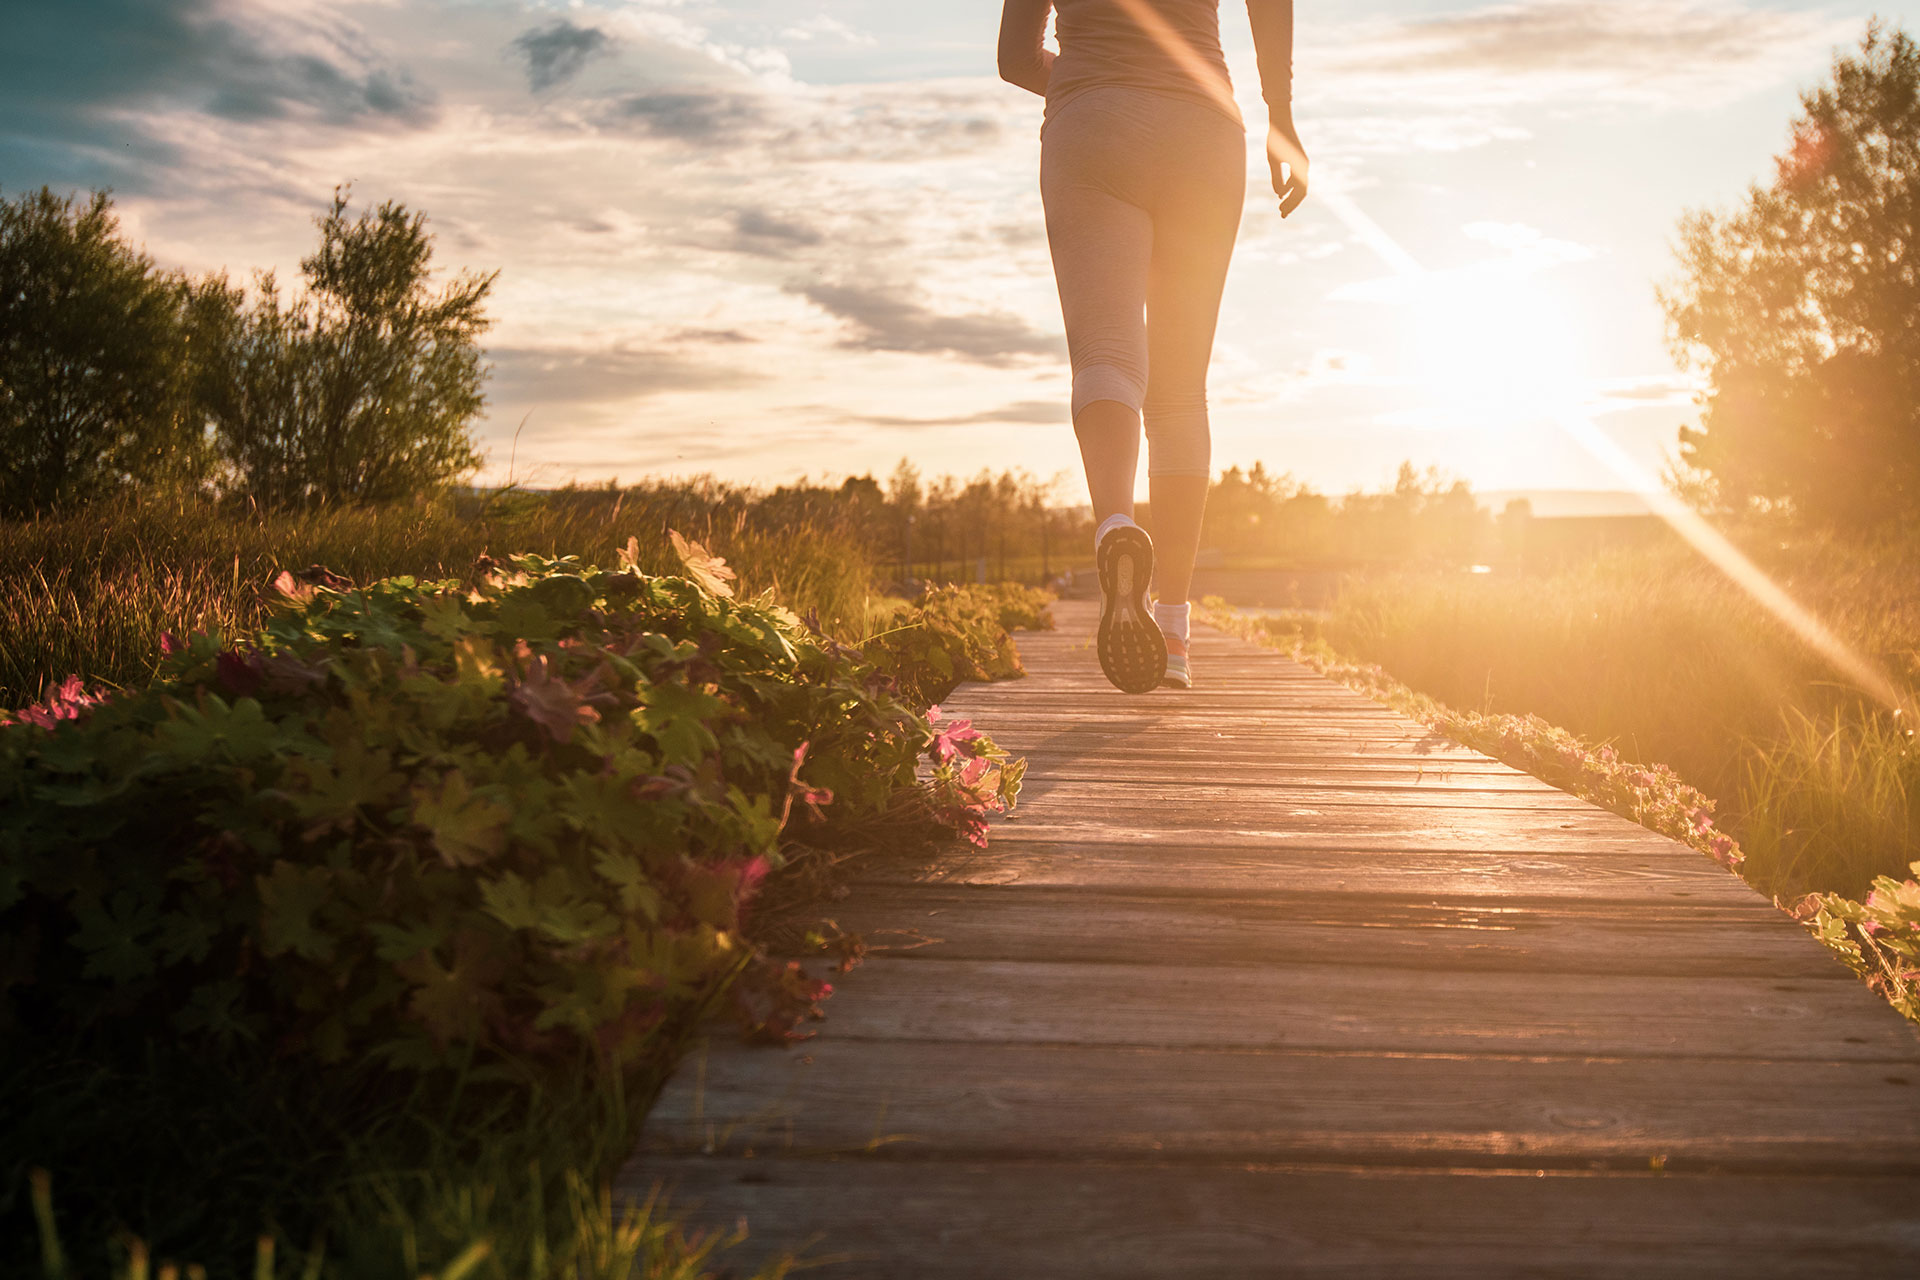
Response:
[998,0,1307,692]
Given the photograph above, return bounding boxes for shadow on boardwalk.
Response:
[623,600,1920,1278]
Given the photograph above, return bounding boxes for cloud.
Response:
[488,345,763,408]
[1461,221,1596,267]
[672,327,759,346]
[782,17,877,48]
[1358,0,1814,76]
[612,90,771,142]
[0,0,433,190]
[512,20,613,93]
[788,282,1063,366]
[848,400,1066,428]
[1587,372,1704,412]
[730,207,824,253]
[1317,0,1852,110]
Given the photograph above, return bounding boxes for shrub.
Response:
[196,188,494,508]
[861,582,1052,707]
[1798,866,1920,1022]
[0,188,211,515]
[0,537,1020,1081]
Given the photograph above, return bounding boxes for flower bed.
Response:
[2,537,1029,1276]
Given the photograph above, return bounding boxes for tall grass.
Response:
[1737,710,1920,898]
[0,483,877,707]
[1318,537,1920,899]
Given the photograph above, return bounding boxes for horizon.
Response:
[6,1,1913,499]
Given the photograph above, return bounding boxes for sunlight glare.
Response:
[1404,267,1590,425]
[1110,0,1909,716]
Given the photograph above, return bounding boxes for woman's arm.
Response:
[1247,0,1308,216]
[998,0,1055,97]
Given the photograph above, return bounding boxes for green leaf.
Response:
[592,847,664,920]
[634,682,724,766]
[257,860,337,961]
[411,769,511,867]
[71,890,162,982]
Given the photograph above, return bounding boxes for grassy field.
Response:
[0,484,886,709]
[1304,532,1920,900]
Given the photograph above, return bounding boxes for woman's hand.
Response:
[1267,117,1309,217]
[998,0,1054,97]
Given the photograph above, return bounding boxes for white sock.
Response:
[1153,601,1190,643]
[1093,513,1139,557]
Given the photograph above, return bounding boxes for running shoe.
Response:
[1160,634,1192,689]
[1095,524,1166,693]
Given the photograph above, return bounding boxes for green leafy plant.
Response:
[861,582,1052,706]
[1795,871,1920,1021]
[2,536,1020,1080]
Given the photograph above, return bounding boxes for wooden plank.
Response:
[826,885,1852,978]
[985,810,1724,853]
[624,1157,1920,1279]
[642,1039,1920,1173]
[999,779,1597,811]
[780,957,1912,1060]
[1004,754,1553,784]
[860,842,1762,905]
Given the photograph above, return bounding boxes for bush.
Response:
[1,537,1019,1076]
[0,188,211,515]
[1,536,1026,1274]
[197,188,493,508]
[860,583,1053,707]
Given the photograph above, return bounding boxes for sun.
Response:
[1400,264,1593,427]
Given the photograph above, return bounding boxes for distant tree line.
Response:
[529,458,1517,587]
[0,185,493,518]
[1201,461,1492,567]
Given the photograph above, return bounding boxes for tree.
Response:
[202,188,495,507]
[0,187,211,516]
[1661,23,1920,528]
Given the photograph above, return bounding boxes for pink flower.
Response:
[3,675,114,729]
[930,715,981,765]
[1708,833,1738,867]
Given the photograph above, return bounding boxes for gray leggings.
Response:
[1041,86,1245,479]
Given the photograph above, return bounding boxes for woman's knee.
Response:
[1071,358,1146,419]
[1143,389,1211,478]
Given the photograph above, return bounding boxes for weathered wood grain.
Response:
[644,1038,1920,1172]
[825,884,1852,978]
[622,598,1920,1271]
[623,1157,1920,1279]
[859,841,1762,905]
[998,778,1598,811]
[749,957,1909,1060]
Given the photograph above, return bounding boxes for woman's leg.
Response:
[1040,95,1156,527]
[1074,401,1141,524]
[1141,109,1246,604]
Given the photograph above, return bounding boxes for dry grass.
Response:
[0,484,878,708]
[1315,534,1920,898]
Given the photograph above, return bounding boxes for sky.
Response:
[2,0,1911,499]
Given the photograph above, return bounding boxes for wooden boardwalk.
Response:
[623,601,1920,1277]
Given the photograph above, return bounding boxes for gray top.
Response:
[1046,0,1240,127]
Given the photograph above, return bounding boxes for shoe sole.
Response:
[1096,526,1166,694]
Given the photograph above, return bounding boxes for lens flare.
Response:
[1105,0,1911,715]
